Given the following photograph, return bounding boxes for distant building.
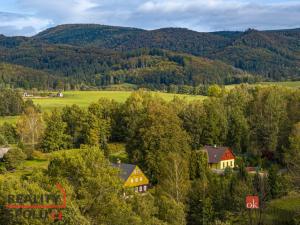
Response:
[57,92,63,98]
[112,160,149,193]
[0,148,10,159]
[203,145,235,170]
[23,92,33,97]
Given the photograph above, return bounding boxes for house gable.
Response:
[221,149,235,161]
[124,166,149,188]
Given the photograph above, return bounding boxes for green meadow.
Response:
[32,91,205,112]
[260,81,300,88]
[226,81,300,90]
[0,116,18,125]
[0,91,206,124]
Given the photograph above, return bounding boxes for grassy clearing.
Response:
[0,143,128,180]
[267,192,300,211]
[23,158,49,170]
[0,116,18,125]
[0,91,205,124]
[32,91,205,112]
[260,81,300,88]
[108,143,128,163]
[226,81,300,90]
[264,192,300,224]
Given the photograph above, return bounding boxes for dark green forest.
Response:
[0,25,299,90]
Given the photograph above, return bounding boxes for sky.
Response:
[0,0,299,36]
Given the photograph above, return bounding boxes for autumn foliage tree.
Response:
[16,107,44,157]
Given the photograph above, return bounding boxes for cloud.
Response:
[1,0,300,36]
[133,0,300,31]
[0,12,52,36]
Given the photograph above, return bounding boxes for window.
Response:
[131,178,134,183]
[223,162,225,168]
[140,177,143,181]
[139,186,143,192]
[143,186,147,191]
[135,187,138,192]
[135,178,139,182]
[231,161,233,167]
[227,162,229,167]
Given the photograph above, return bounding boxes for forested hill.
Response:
[0,24,299,90]
[0,63,61,89]
[33,25,300,79]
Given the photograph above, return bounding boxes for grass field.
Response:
[31,91,205,112]
[226,81,300,90]
[260,81,300,88]
[0,116,18,125]
[265,192,300,224]
[0,91,205,124]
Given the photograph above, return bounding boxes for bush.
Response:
[3,148,27,170]
[0,134,8,146]
[0,163,6,174]
[0,122,18,144]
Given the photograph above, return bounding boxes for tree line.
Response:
[0,89,38,116]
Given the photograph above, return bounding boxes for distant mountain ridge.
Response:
[32,25,300,80]
[0,24,299,90]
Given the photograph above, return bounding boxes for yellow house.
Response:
[113,161,149,193]
[203,145,235,170]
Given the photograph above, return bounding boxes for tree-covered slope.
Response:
[0,24,299,89]
[33,25,300,80]
[0,63,60,89]
[0,44,255,89]
[33,25,231,55]
[33,24,144,47]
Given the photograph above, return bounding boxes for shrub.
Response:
[3,148,27,170]
[0,134,7,146]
